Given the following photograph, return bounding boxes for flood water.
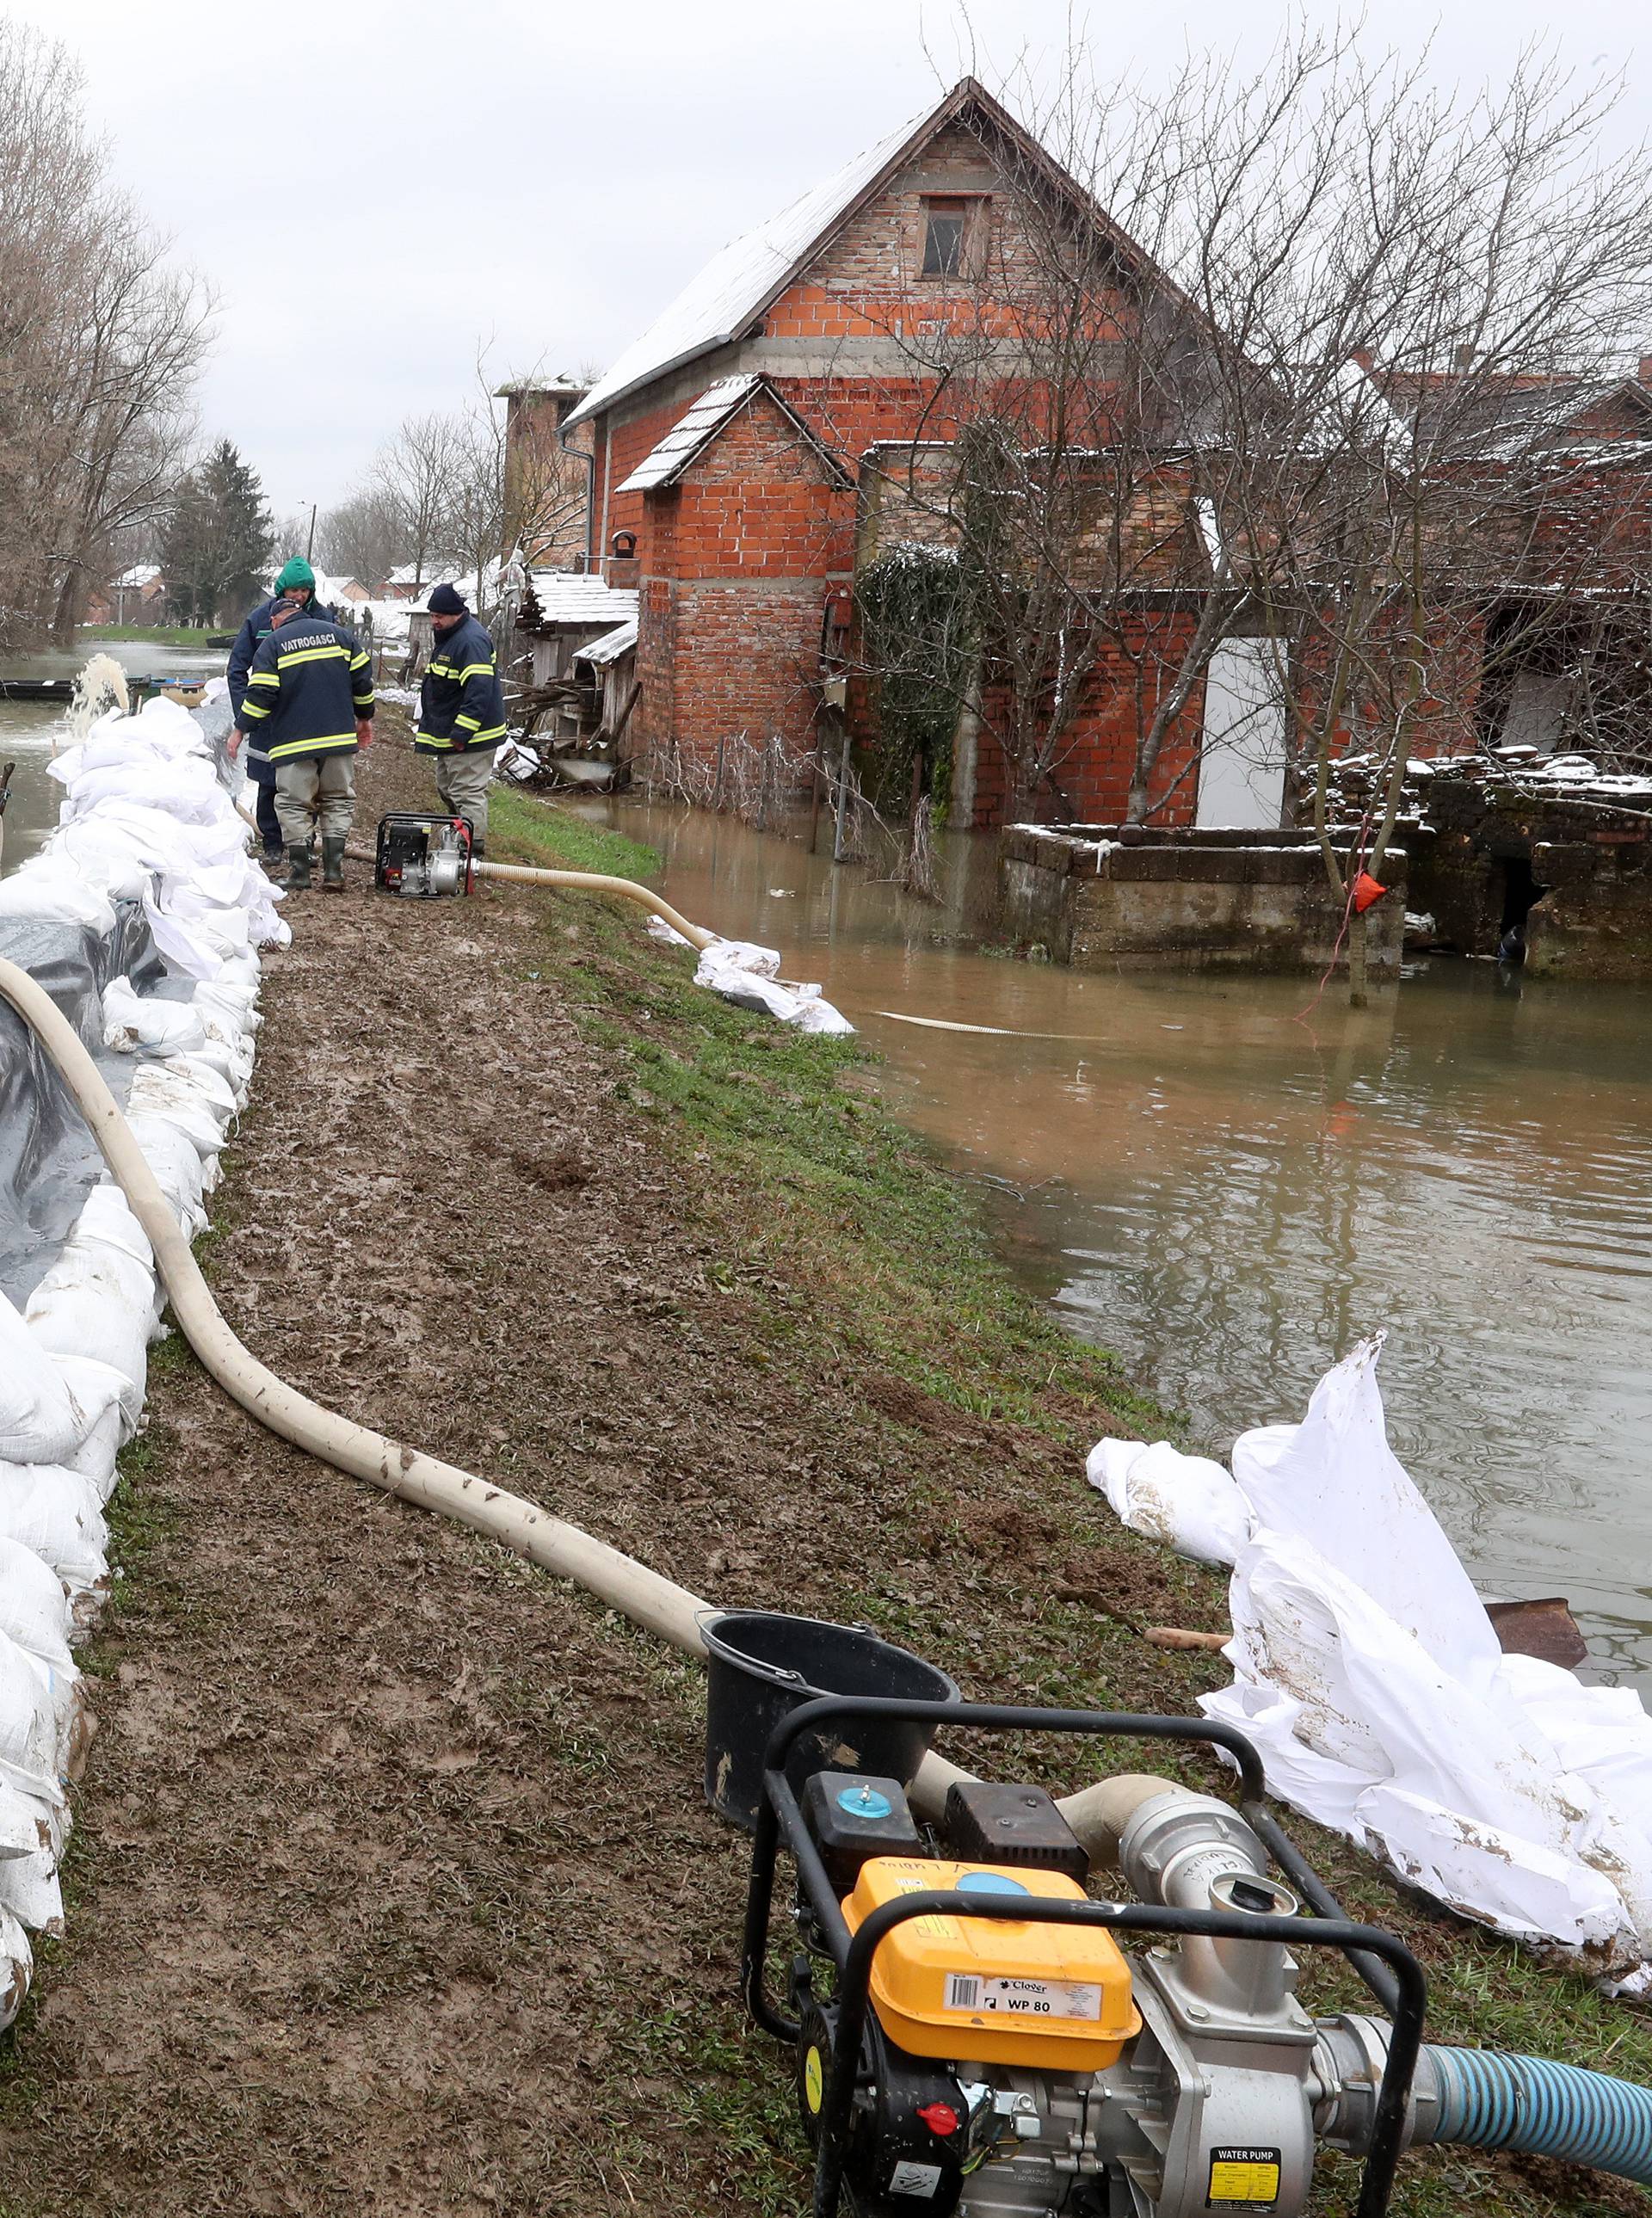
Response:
[0,638,217,876]
[590,798,1652,1689]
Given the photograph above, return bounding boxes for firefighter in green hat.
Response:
[226,560,335,860]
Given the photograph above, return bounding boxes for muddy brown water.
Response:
[583,797,1652,1690]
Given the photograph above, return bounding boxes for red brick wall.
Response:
[968,619,1207,829]
[632,391,852,767]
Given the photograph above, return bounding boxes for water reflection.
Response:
[593,798,1652,1687]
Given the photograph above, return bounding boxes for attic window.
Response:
[921,195,984,279]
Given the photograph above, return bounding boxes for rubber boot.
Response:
[321,836,346,891]
[284,842,311,892]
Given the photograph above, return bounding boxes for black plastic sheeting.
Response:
[0,903,176,1306]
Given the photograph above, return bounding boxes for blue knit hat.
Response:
[427,582,466,614]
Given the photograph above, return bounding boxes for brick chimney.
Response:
[604,530,641,589]
[1640,353,1652,385]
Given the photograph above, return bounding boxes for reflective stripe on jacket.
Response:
[227,593,336,772]
[240,612,375,762]
[416,613,507,752]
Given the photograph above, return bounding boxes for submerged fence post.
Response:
[832,716,853,865]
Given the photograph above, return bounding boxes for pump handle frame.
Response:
[740,1693,1425,2218]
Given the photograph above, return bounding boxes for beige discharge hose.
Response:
[0,915,1177,1851]
[472,859,715,950]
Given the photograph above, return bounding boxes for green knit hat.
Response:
[275,558,315,593]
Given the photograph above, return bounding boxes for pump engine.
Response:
[744,1698,1427,2218]
[374,812,472,898]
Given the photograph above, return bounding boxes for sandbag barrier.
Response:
[0,681,285,2023]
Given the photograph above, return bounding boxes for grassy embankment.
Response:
[484,784,1652,2218]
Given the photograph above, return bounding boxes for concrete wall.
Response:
[1001,825,1407,973]
[1408,777,1652,979]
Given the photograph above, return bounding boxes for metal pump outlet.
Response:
[743,1699,1433,2218]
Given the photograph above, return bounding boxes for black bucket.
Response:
[701,1608,959,1831]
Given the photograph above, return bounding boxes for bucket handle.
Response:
[697,1608,812,1691]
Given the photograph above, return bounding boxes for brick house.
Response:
[554,77,1237,825]
[546,80,1652,828]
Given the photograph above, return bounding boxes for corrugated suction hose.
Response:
[1420,2045,1652,2187]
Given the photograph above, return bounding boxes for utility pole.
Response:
[305,502,317,560]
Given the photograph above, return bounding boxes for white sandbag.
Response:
[127,1063,234,1154]
[0,1539,73,1672]
[1194,1339,1652,1967]
[102,976,206,1056]
[0,1902,32,2030]
[59,1410,127,1507]
[0,859,116,936]
[645,914,693,948]
[24,1202,158,1402]
[0,1297,83,1467]
[0,1631,64,1788]
[122,1111,206,1223]
[0,1462,109,1595]
[49,819,156,903]
[794,994,855,1037]
[695,938,782,985]
[1086,1437,1254,1567]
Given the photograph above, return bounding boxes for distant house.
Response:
[496,379,593,570]
[85,563,166,626]
[314,571,370,607]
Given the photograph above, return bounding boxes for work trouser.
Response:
[434,747,494,849]
[249,761,281,853]
[274,753,355,847]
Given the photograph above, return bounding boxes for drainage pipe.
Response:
[1417,2046,1652,2187]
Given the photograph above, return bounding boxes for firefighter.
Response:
[414,582,507,858]
[225,558,332,862]
[229,595,375,892]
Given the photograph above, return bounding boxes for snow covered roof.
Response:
[115,563,161,588]
[524,571,640,627]
[564,107,931,430]
[615,373,854,495]
[564,78,1195,435]
[618,376,762,492]
[575,618,638,668]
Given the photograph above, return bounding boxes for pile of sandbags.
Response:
[1088,1338,1652,1977]
[0,690,282,2024]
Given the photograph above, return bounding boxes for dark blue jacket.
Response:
[228,593,336,777]
[416,613,507,753]
[240,611,374,763]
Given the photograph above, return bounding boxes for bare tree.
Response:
[317,488,407,589]
[0,22,211,644]
[373,411,464,588]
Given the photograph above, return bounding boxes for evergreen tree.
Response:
[160,439,274,625]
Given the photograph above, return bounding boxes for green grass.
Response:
[77,623,223,647]
[489,787,662,884]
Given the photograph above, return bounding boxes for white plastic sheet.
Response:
[1088,1338,1652,1968]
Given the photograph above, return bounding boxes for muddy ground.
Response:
[0,729,1636,2217]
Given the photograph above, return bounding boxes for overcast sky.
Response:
[10,0,1649,520]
